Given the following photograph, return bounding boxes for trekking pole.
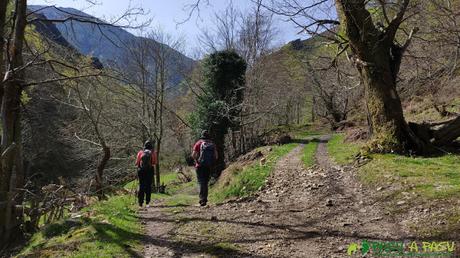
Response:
[132,175,138,204]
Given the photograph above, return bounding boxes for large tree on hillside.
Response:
[0,0,145,244]
[258,0,460,154]
[334,0,424,152]
[193,50,247,175]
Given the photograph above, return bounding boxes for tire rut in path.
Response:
[140,138,407,257]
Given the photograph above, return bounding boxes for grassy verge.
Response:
[327,134,460,200]
[124,172,178,190]
[326,134,460,236]
[209,143,298,203]
[327,134,362,165]
[359,151,460,237]
[290,124,329,139]
[19,172,185,257]
[19,195,142,258]
[360,154,460,200]
[302,141,318,167]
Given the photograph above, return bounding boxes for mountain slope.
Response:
[28,5,195,86]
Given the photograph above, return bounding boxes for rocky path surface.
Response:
[139,137,408,257]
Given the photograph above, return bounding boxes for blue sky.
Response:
[28,0,310,56]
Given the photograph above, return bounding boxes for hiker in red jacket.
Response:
[192,130,218,206]
[135,141,157,208]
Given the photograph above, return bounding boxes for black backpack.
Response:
[198,141,215,167]
[139,149,152,171]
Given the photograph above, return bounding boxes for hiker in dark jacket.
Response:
[192,130,218,206]
[135,141,157,208]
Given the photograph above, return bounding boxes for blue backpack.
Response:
[198,141,215,167]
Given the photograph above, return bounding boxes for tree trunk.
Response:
[0,0,7,90]
[335,0,426,153]
[155,139,161,192]
[311,96,316,122]
[0,0,8,241]
[0,0,27,244]
[213,133,226,177]
[361,64,413,152]
[296,101,300,124]
[153,53,165,193]
[95,144,110,200]
[433,117,460,146]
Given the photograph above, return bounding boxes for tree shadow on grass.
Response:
[92,222,144,258]
[89,219,267,258]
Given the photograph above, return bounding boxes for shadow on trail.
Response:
[86,216,267,258]
[92,222,144,258]
[289,138,329,145]
[141,210,452,244]
[140,136,459,256]
[142,235,269,258]
[152,204,192,208]
[289,138,311,144]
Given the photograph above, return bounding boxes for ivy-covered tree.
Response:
[193,50,247,175]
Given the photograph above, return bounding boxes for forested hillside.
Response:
[1,0,460,257]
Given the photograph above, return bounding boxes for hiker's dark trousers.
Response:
[137,169,154,206]
[196,166,211,204]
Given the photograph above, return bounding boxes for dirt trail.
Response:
[140,137,408,258]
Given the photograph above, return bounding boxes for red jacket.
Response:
[192,139,217,168]
[135,150,157,168]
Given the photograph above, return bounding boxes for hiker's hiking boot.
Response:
[146,204,150,208]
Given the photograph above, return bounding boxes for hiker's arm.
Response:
[191,142,200,161]
[135,152,141,167]
[192,149,199,161]
[152,151,158,166]
[214,147,218,161]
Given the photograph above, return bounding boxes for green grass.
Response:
[164,193,197,207]
[325,133,460,237]
[326,134,460,200]
[124,172,178,190]
[209,143,298,203]
[205,242,239,253]
[302,142,318,167]
[289,123,329,139]
[19,195,143,258]
[360,154,460,199]
[327,134,362,165]
[294,130,324,139]
[124,172,198,211]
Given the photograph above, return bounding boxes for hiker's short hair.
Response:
[200,130,210,139]
[144,141,153,150]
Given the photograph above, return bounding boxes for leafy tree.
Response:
[193,50,247,174]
